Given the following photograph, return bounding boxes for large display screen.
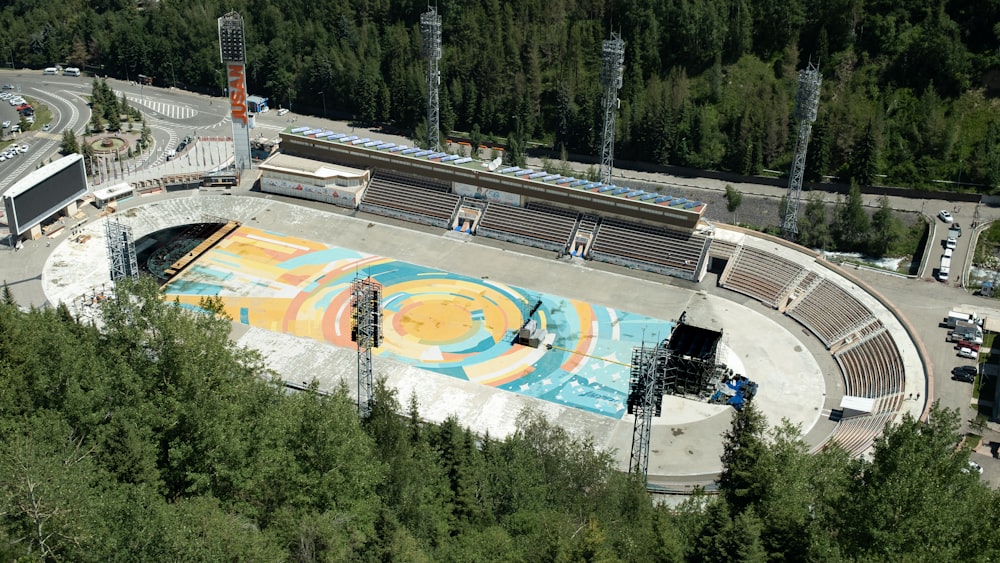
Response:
[3,156,87,236]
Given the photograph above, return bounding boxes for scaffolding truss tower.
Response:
[781,62,821,239]
[599,33,626,185]
[105,218,138,283]
[628,339,668,479]
[351,276,383,418]
[421,8,442,152]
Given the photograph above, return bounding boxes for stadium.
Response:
[26,10,927,490]
[39,123,928,488]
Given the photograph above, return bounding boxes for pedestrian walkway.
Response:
[116,91,197,120]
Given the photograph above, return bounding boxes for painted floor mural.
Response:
[163,226,674,418]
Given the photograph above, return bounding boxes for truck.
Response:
[948,322,983,344]
[944,310,982,329]
[938,256,952,281]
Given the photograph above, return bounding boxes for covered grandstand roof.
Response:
[279,128,706,231]
[259,153,368,181]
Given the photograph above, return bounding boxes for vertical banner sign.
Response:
[218,12,252,170]
[225,64,251,170]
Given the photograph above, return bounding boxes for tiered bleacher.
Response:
[710,241,912,458]
[786,279,876,347]
[476,202,578,252]
[588,218,710,280]
[359,171,461,229]
[719,246,803,307]
[826,327,905,456]
[822,412,896,456]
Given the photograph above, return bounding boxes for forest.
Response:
[1,278,999,560]
[1,0,1000,190]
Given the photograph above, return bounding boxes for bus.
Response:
[63,67,81,77]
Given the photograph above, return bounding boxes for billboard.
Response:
[2,154,87,237]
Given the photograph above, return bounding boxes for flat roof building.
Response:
[258,153,370,208]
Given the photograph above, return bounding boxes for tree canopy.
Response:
[2,0,1000,189]
[0,279,998,559]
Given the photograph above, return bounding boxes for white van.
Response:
[63,67,81,77]
[42,67,58,75]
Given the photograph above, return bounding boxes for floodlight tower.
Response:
[350,276,383,418]
[781,62,821,239]
[599,33,626,185]
[420,8,442,151]
[628,340,668,480]
[105,218,138,283]
[218,11,252,171]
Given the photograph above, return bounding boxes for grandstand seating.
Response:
[822,412,896,456]
[786,279,876,347]
[375,169,450,192]
[360,171,461,229]
[588,218,709,280]
[476,202,578,252]
[821,328,905,456]
[719,246,803,307]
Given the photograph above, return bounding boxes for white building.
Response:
[258,153,370,208]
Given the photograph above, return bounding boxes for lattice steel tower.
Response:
[421,8,442,151]
[105,218,138,283]
[781,62,821,239]
[628,339,668,480]
[351,276,383,418]
[599,33,626,185]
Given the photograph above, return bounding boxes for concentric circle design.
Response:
[162,226,675,418]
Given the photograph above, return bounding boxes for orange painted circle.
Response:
[396,296,478,344]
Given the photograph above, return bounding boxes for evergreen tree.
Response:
[849,121,879,187]
[724,184,743,224]
[834,183,869,251]
[867,196,900,257]
[60,130,79,154]
[718,402,770,514]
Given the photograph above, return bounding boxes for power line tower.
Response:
[420,8,442,151]
[350,276,383,418]
[627,340,667,480]
[105,218,138,283]
[599,33,626,185]
[781,62,821,239]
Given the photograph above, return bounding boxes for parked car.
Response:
[42,124,50,131]
[945,237,957,250]
[1,120,9,128]
[955,340,980,352]
[277,108,289,116]
[943,248,953,259]
[938,210,954,223]
[1,84,13,89]
[958,347,977,359]
[951,365,977,383]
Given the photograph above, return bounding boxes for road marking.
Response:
[115,90,197,120]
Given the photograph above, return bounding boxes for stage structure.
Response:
[781,62,821,239]
[598,33,625,185]
[663,314,727,397]
[105,217,138,283]
[420,8,442,151]
[218,11,252,171]
[628,338,669,479]
[350,276,383,418]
